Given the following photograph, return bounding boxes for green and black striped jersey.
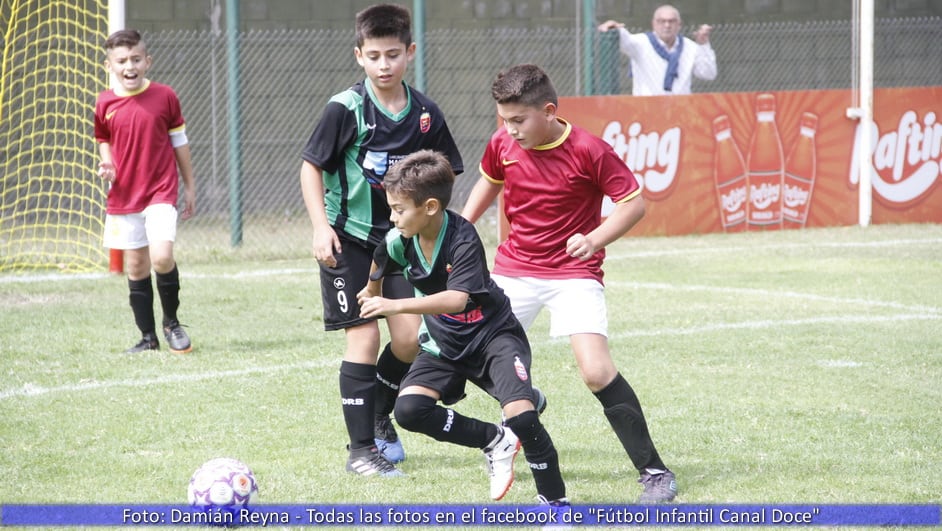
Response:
[302,79,463,247]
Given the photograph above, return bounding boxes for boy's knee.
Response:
[580,365,618,393]
[389,338,419,362]
[149,255,175,274]
[394,394,436,432]
[504,409,542,440]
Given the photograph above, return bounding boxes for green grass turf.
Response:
[1,223,940,529]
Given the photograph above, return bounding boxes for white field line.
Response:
[3,310,935,402]
[0,268,314,284]
[0,359,334,401]
[2,236,939,285]
[607,313,940,340]
[2,237,938,401]
[608,281,942,315]
[606,237,942,259]
[185,268,313,279]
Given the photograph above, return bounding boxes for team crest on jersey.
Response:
[333,277,346,290]
[419,112,431,133]
[513,356,528,382]
[445,263,453,273]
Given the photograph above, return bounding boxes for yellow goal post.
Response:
[1,0,112,272]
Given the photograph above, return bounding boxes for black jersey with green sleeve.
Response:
[371,211,518,361]
[301,80,464,247]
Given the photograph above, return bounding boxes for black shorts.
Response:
[401,329,535,408]
[318,238,412,331]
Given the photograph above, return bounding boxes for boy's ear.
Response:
[543,101,558,119]
[424,197,441,215]
[406,42,416,61]
[354,46,364,66]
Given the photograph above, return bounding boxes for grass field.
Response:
[1,222,940,529]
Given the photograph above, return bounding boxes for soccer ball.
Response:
[187,457,258,510]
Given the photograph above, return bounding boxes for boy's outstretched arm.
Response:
[460,175,503,223]
[359,289,468,320]
[566,196,645,261]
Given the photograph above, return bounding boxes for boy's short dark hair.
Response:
[105,29,144,51]
[385,150,454,209]
[355,4,413,48]
[491,64,558,108]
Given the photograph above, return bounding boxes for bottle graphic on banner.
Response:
[712,115,748,232]
[746,93,784,230]
[783,112,818,228]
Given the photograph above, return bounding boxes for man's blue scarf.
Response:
[646,31,683,92]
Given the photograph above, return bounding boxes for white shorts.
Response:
[103,203,178,250]
[492,274,608,338]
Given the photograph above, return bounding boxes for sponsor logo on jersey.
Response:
[364,150,389,176]
[106,110,117,120]
[501,159,519,166]
[439,307,484,324]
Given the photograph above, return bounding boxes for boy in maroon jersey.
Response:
[462,64,677,503]
[95,29,195,355]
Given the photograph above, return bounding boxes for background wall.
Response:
[126,0,942,32]
[109,0,942,260]
[3,0,940,271]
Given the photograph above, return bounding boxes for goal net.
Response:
[1,0,109,272]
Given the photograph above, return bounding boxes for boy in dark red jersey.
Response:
[299,4,463,476]
[462,64,677,503]
[95,29,195,355]
[357,150,567,505]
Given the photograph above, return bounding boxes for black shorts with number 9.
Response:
[318,237,412,331]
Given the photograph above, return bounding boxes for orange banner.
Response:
[549,87,942,236]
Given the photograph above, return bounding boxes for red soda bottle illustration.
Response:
[712,115,747,232]
[746,93,784,230]
[783,112,818,228]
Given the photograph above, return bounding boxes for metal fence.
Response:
[142,17,942,262]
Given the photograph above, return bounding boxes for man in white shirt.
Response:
[598,4,717,96]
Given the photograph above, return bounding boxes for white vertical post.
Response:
[857,0,874,227]
[108,0,125,35]
[107,0,126,91]
[106,0,128,274]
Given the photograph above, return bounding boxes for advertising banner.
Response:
[538,87,942,237]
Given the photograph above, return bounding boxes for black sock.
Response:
[595,372,666,471]
[394,394,498,448]
[339,361,376,450]
[155,265,180,325]
[375,343,411,418]
[506,410,566,501]
[128,276,155,336]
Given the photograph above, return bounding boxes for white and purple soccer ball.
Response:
[187,457,258,510]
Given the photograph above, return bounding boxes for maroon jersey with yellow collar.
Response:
[479,118,642,283]
[95,80,185,214]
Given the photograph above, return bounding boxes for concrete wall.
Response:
[126,0,942,32]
